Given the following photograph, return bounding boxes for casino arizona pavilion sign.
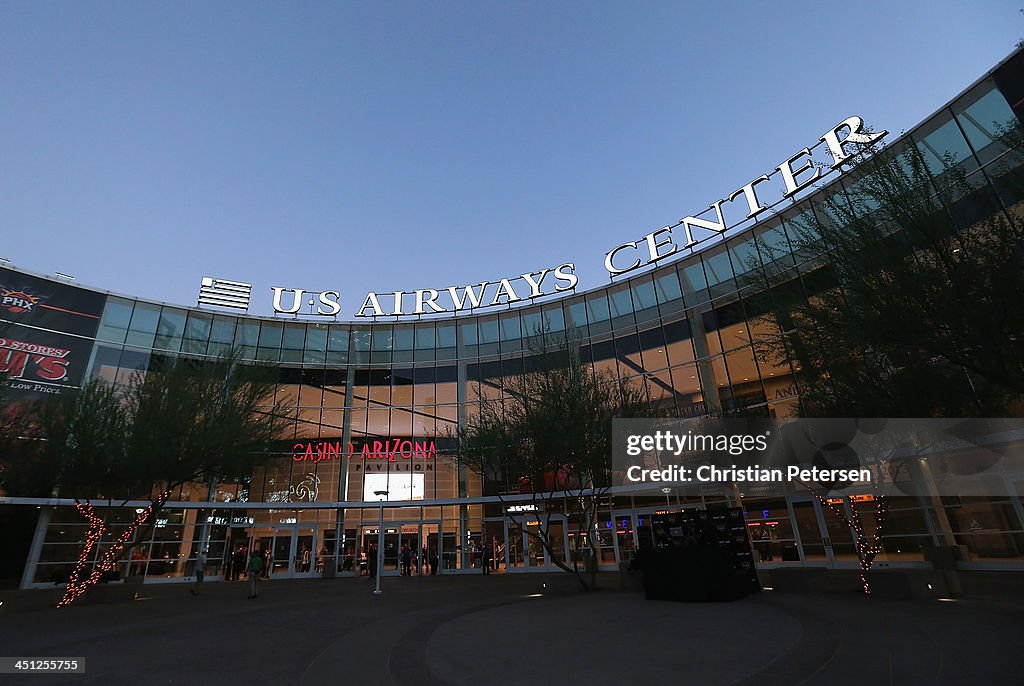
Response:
[197,116,885,319]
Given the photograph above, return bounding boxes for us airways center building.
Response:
[4,49,1024,588]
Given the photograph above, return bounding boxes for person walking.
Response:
[190,549,208,595]
[482,542,492,575]
[367,542,378,580]
[231,546,246,581]
[247,549,264,599]
[400,545,412,576]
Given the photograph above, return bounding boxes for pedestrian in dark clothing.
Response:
[247,550,264,599]
[400,545,412,576]
[368,543,378,579]
[231,546,247,580]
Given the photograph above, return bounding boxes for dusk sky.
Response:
[2,2,1021,317]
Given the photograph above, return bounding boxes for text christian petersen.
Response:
[623,430,871,485]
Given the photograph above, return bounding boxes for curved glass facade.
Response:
[5,51,1024,586]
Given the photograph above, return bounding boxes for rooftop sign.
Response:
[197,116,885,319]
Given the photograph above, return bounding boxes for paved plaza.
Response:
[0,573,1021,685]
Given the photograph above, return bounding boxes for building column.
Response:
[336,362,356,569]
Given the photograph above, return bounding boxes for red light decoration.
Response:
[57,491,171,608]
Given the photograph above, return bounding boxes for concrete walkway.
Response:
[0,573,1020,685]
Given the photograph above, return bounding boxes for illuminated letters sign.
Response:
[292,439,437,462]
[190,116,885,319]
[603,116,886,277]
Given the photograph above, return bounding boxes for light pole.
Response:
[373,490,389,595]
[661,486,672,510]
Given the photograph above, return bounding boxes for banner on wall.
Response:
[0,268,106,399]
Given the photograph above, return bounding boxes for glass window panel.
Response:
[631,277,658,310]
[283,324,306,351]
[954,84,1018,165]
[655,270,683,304]
[728,236,762,279]
[352,330,371,363]
[96,297,134,344]
[522,311,542,339]
[665,334,696,368]
[680,261,708,300]
[327,326,349,351]
[566,300,588,330]
[234,320,258,359]
[414,344,435,363]
[436,324,456,348]
[479,316,499,344]
[499,313,522,341]
[353,329,371,351]
[586,294,611,322]
[914,115,976,175]
[394,325,415,351]
[371,326,393,351]
[783,204,822,250]
[756,223,794,268]
[256,321,283,362]
[258,322,283,348]
[587,294,611,335]
[154,307,186,352]
[415,324,436,349]
[702,249,734,287]
[609,285,634,317]
[125,302,160,348]
[210,316,236,345]
[183,311,213,355]
[542,303,566,332]
[459,321,478,347]
[305,325,327,351]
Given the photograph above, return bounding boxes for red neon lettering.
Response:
[292,443,306,461]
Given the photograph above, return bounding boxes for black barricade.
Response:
[635,507,759,602]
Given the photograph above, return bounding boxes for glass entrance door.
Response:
[612,512,638,568]
[294,527,316,577]
[518,515,569,570]
[269,525,319,578]
[271,527,293,576]
[790,497,858,567]
[368,522,434,576]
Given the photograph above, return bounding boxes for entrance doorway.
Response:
[237,524,319,579]
[790,496,857,567]
[504,515,570,571]
[361,521,440,576]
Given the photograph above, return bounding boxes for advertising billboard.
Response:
[362,473,425,502]
[0,267,106,399]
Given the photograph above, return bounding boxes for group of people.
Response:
[190,538,502,598]
[363,543,440,578]
[225,545,269,582]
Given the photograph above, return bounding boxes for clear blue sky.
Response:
[2,1,1021,317]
